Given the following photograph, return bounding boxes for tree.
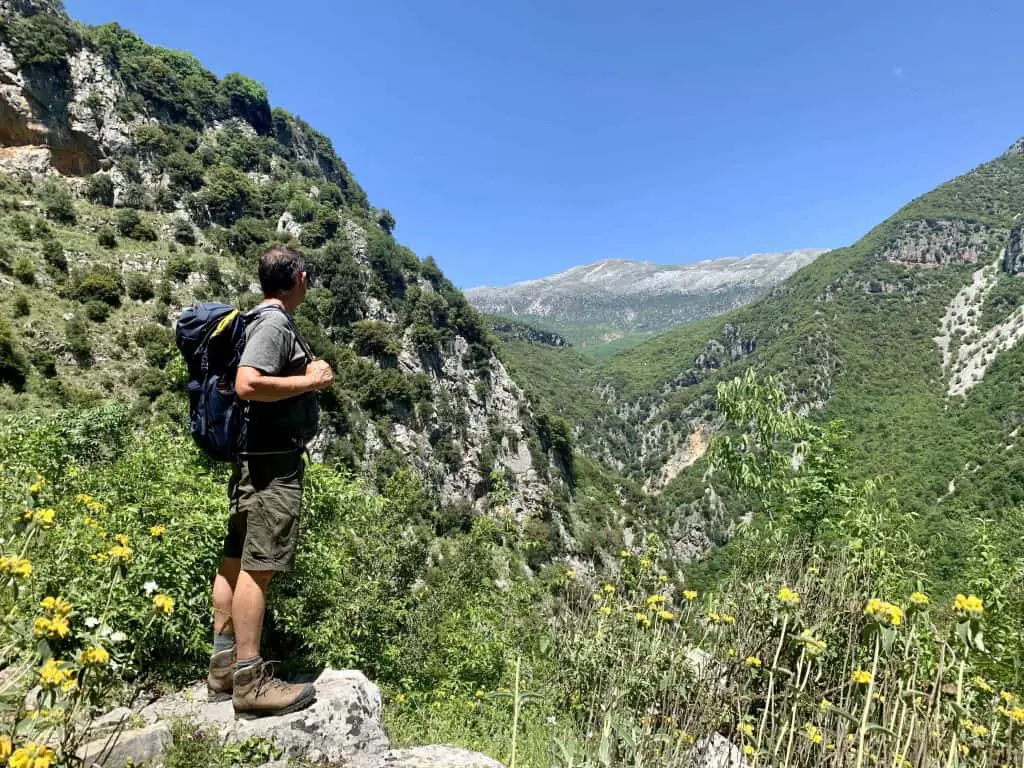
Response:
[86,174,115,206]
[74,266,124,307]
[41,238,67,273]
[193,166,256,225]
[116,208,142,236]
[41,182,76,224]
[219,73,272,135]
[172,219,196,245]
[125,272,154,301]
[377,209,396,235]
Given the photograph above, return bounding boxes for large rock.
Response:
[79,669,504,768]
[686,733,750,768]
[1003,217,1024,276]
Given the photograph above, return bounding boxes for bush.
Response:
[12,294,29,318]
[12,255,35,285]
[352,320,400,358]
[9,213,33,240]
[6,13,78,67]
[74,266,123,307]
[172,219,196,245]
[135,367,167,400]
[65,315,92,364]
[193,165,256,226]
[131,220,159,242]
[0,316,28,390]
[116,208,142,236]
[97,226,117,248]
[165,254,194,283]
[42,237,67,272]
[165,151,204,192]
[87,174,115,206]
[84,300,112,322]
[134,324,174,368]
[220,73,272,134]
[126,272,155,301]
[27,345,56,377]
[41,182,76,224]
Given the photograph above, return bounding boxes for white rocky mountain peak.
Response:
[466,250,828,343]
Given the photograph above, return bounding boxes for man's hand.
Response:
[305,359,334,392]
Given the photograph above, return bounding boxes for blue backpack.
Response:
[175,303,280,461]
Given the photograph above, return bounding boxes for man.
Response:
[207,245,334,716]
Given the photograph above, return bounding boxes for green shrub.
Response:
[352,320,400,358]
[42,237,67,272]
[131,220,159,242]
[126,272,155,301]
[6,13,78,67]
[173,218,196,245]
[220,73,272,134]
[65,315,92,364]
[84,299,112,322]
[377,208,396,235]
[27,345,56,377]
[193,165,256,225]
[135,367,167,399]
[165,253,194,283]
[12,255,35,285]
[9,214,33,240]
[0,315,29,390]
[201,256,222,285]
[165,151,204,192]
[11,294,29,318]
[97,226,117,248]
[135,324,174,368]
[116,208,142,236]
[87,174,115,206]
[74,266,124,307]
[41,182,76,224]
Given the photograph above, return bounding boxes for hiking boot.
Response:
[207,648,236,702]
[232,661,315,718]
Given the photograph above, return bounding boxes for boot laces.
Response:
[253,660,292,698]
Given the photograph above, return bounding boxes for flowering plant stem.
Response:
[855,632,881,768]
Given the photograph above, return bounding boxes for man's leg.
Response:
[213,556,241,635]
[232,568,273,662]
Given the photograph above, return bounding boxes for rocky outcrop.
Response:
[78,669,504,768]
[491,321,569,348]
[880,219,997,267]
[0,31,139,175]
[1002,217,1024,275]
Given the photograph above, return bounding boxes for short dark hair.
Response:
[258,246,305,296]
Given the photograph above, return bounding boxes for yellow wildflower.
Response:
[75,494,106,513]
[743,745,755,757]
[777,586,800,607]
[598,605,612,617]
[22,508,55,527]
[683,589,697,601]
[721,614,736,624]
[107,545,133,563]
[0,734,10,763]
[657,610,675,622]
[953,594,984,619]
[1000,690,1017,704]
[819,698,832,712]
[727,647,736,658]
[806,566,819,575]
[744,656,762,668]
[959,743,969,757]
[590,592,601,602]
[150,524,167,538]
[33,616,70,639]
[474,689,485,699]
[84,517,99,528]
[645,594,666,607]
[79,646,110,667]
[153,594,175,615]
[864,598,903,627]
[969,676,992,693]
[40,597,71,617]
[1010,706,1024,726]
[803,722,823,745]
[738,723,754,737]
[28,476,45,494]
[90,552,108,565]
[564,568,575,580]
[972,724,988,738]
[0,555,32,580]
[9,742,55,768]
[852,669,872,685]
[909,591,929,606]
[634,612,650,627]
[114,534,129,547]
[602,583,615,594]
[619,549,630,558]
[39,659,72,689]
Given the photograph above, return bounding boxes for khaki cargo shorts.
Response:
[224,452,305,572]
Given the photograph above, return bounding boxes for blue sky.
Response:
[67,0,1024,288]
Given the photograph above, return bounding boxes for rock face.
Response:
[78,669,504,768]
[880,219,997,267]
[1002,218,1024,275]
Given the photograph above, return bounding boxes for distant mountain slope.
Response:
[497,138,1024,580]
[466,250,827,347]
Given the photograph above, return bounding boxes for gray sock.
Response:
[236,655,262,670]
[213,631,235,653]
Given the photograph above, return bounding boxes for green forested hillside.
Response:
[501,145,1024,583]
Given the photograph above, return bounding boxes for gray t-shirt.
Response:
[239,307,319,453]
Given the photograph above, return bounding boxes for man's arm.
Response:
[236,360,334,403]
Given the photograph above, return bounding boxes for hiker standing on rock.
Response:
[207,246,333,716]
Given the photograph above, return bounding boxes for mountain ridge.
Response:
[466,249,827,347]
